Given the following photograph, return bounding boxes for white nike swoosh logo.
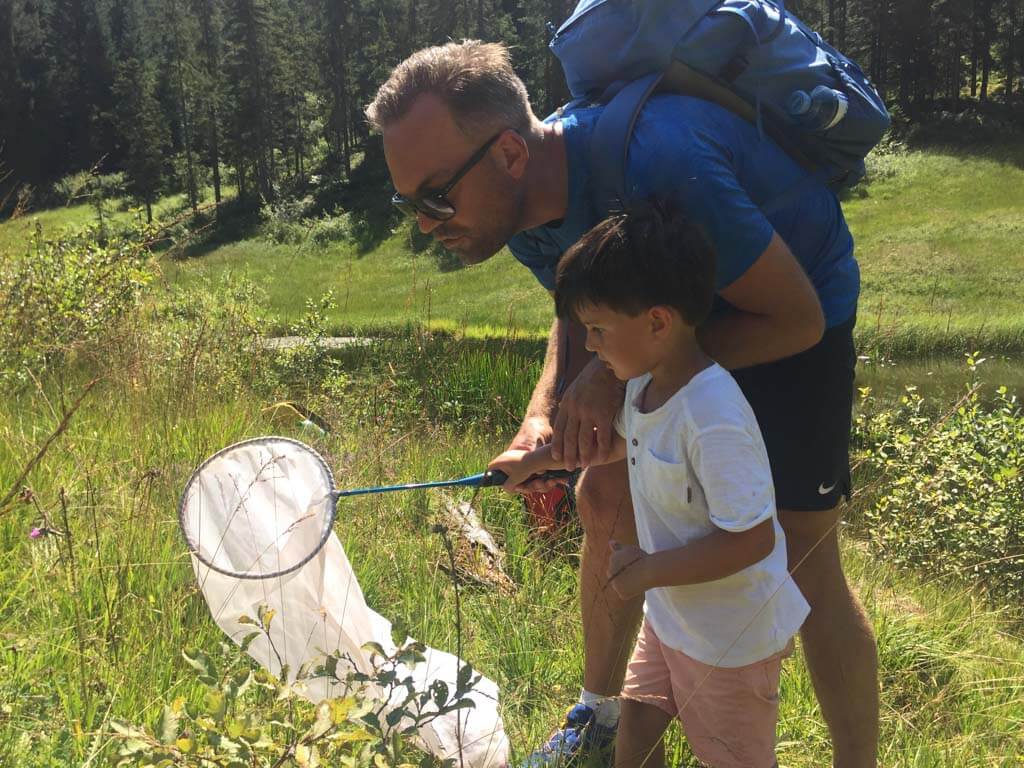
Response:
[818,482,837,495]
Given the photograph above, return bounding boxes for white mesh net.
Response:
[182,437,509,767]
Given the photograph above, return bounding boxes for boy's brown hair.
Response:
[555,200,717,326]
[365,40,533,139]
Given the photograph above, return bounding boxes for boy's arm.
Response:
[489,433,627,492]
[607,519,774,600]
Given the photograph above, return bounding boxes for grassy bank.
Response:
[1,328,1022,765]
[145,143,1024,357]
[5,144,1023,355]
[2,144,1023,766]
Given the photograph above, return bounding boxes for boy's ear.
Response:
[648,305,674,336]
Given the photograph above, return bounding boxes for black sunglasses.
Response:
[391,131,504,221]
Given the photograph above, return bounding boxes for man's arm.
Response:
[509,316,561,452]
[511,312,626,473]
[697,232,825,370]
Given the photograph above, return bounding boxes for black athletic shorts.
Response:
[731,313,857,512]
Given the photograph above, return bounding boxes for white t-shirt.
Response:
[613,363,809,667]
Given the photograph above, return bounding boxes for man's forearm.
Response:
[524,317,561,421]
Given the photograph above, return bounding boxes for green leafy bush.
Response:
[0,223,153,385]
[261,198,312,245]
[145,274,272,397]
[47,170,128,207]
[112,605,478,767]
[855,358,1024,607]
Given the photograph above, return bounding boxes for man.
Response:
[366,40,878,768]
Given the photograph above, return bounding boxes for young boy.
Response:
[489,202,809,768]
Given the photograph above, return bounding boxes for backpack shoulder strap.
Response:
[589,72,664,215]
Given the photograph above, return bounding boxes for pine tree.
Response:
[48,0,116,172]
[222,0,277,200]
[192,0,225,204]
[115,60,168,221]
[162,0,201,211]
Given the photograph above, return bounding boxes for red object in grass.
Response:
[522,483,576,533]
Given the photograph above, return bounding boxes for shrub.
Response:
[260,197,314,245]
[112,607,478,767]
[854,357,1024,608]
[310,212,352,246]
[47,170,128,207]
[0,223,154,386]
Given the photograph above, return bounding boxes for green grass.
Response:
[5,145,1024,354]
[148,143,1024,356]
[161,232,555,337]
[1,316,1023,765]
[847,144,1024,354]
[0,188,219,256]
[2,145,1024,765]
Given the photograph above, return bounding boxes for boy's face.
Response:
[577,303,660,381]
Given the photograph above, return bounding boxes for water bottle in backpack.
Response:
[787,85,849,132]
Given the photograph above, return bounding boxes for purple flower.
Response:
[29,527,43,539]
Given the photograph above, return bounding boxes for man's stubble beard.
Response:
[443,176,524,266]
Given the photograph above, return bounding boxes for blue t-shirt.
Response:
[508,94,858,328]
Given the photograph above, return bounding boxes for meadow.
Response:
[1,144,1023,766]
[155,143,1024,356]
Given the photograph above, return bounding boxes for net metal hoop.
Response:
[178,435,338,580]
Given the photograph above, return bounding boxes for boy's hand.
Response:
[607,540,650,600]
[488,447,559,493]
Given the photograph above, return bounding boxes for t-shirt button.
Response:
[631,438,638,446]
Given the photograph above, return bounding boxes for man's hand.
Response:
[509,415,553,452]
[607,540,650,600]
[551,357,625,470]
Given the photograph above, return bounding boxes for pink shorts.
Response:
[621,619,792,768]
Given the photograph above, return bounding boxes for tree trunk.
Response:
[170,0,198,212]
[981,13,992,101]
[1008,0,1018,101]
[210,105,221,204]
[970,24,979,96]
[838,0,846,49]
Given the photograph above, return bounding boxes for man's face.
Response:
[382,94,524,265]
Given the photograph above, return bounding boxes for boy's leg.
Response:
[614,699,671,768]
[668,644,789,768]
[616,619,679,768]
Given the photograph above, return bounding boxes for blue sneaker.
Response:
[521,703,617,767]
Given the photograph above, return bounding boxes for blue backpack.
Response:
[548,0,891,209]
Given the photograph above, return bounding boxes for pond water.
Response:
[854,353,1024,408]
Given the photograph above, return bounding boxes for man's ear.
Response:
[497,129,529,179]
[648,305,674,337]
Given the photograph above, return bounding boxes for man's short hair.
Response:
[365,40,533,138]
[555,200,717,327]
